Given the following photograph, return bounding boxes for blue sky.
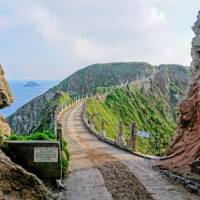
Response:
[0,0,199,80]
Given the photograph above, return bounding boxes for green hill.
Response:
[86,84,175,155]
[7,62,190,135]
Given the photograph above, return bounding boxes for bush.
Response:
[8,131,56,141]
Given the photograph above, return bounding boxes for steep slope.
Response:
[0,65,52,200]
[87,83,172,155]
[7,62,154,134]
[86,64,190,155]
[158,11,200,177]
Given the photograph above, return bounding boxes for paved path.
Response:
[58,102,199,200]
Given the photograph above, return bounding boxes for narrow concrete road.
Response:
[58,102,199,200]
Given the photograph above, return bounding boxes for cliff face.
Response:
[158,11,200,177]
[0,65,52,200]
[8,92,55,134]
[0,65,13,109]
[150,64,190,109]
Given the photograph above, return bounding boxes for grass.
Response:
[8,131,56,141]
[33,91,71,133]
[86,84,176,155]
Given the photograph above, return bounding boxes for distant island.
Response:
[23,81,41,87]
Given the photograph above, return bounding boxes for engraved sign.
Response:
[34,147,58,162]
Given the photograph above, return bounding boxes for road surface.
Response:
[58,102,199,200]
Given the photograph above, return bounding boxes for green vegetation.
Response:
[8,131,56,141]
[61,139,70,175]
[32,91,71,133]
[54,62,154,95]
[86,84,176,155]
[7,131,70,175]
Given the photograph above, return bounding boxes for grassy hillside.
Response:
[86,84,176,155]
[31,91,71,133]
[7,62,154,134]
[7,63,189,136]
[53,62,154,96]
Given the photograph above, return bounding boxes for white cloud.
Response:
[21,4,67,46]
[148,6,166,25]
[0,0,198,79]
[0,17,9,30]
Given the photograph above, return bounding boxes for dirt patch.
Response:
[86,148,154,200]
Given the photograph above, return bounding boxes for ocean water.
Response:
[1,80,59,117]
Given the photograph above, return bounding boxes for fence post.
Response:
[115,121,126,148]
[129,122,136,152]
[54,109,59,136]
[57,121,63,151]
[99,118,105,138]
[84,100,87,111]
[90,113,95,129]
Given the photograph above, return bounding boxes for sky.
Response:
[0,0,199,80]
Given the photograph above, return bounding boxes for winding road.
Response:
[57,102,199,200]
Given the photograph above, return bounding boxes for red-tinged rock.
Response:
[157,11,200,177]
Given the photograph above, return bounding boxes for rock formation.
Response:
[0,65,13,109]
[0,65,13,136]
[158,11,200,177]
[0,65,52,199]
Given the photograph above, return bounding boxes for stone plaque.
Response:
[34,147,58,162]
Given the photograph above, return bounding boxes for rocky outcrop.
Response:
[0,65,52,199]
[0,65,13,136]
[153,64,190,108]
[158,11,200,177]
[0,115,11,137]
[0,150,52,200]
[7,92,55,134]
[0,65,13,109]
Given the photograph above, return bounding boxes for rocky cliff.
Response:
[158,11,200,177]
[0,65,52,200]
[0,65,13,136]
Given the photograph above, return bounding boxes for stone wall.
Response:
[5,141,62,180]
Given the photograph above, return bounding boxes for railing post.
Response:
[129,122,136,152]
[57,121,63,151]
[115,121,126,148]
[99,118,105,138]
[90,113,95,129]
[84,100,87,111]
[54,109,58,136]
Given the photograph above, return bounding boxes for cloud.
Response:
[19,4,67,46]
[0,0,198,79]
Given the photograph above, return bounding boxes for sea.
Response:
[1,80,59,117]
